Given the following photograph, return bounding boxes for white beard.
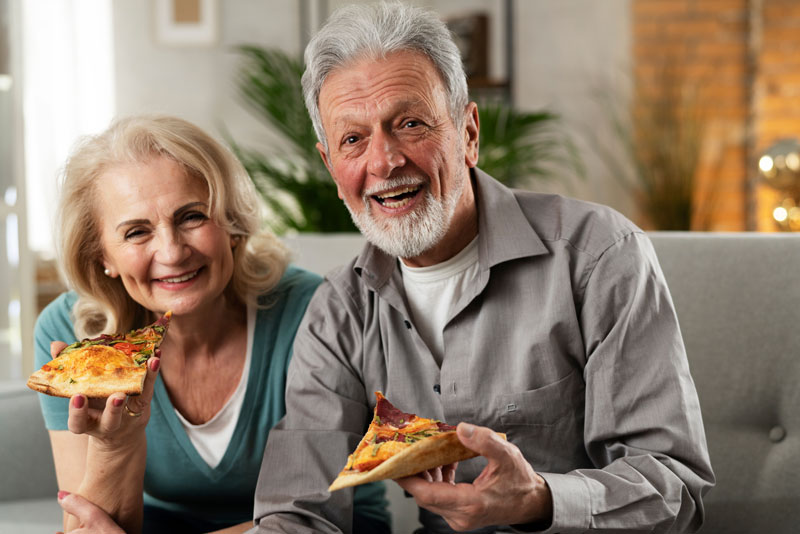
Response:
[345,175,465,259]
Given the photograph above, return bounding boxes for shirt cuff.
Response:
[512,472,591,534]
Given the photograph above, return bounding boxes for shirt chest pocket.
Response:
[495,370,587,472]
[498,369,582,427]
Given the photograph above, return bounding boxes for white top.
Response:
[400,236,480,365]
[174,302,255,468]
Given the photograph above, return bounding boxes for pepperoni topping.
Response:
[112,342,140,356]
[375,393,416,428]
[437,421,457,432]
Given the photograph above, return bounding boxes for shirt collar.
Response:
[354,168,549,289]
[472,167,549,270]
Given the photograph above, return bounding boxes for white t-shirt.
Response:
[400,236,480,365]
[174,303,254,468]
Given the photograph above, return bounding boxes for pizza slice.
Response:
[27,311,172,398]
[328,391,505,491]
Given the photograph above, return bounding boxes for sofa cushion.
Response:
[650,232,800,534]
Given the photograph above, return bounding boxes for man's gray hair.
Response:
[302,2,469,152]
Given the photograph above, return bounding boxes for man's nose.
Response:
[366,130,406,178]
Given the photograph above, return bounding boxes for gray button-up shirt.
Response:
[252,170,714,533]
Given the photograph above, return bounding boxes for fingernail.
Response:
[113,397,124,407]
[57,490,70,500]
[150,358,160,372]
[460,422,475,437]
[72,396,85,409]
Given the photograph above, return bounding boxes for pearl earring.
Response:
[104,268,111,277]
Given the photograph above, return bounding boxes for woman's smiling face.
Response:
[95,155,235,317]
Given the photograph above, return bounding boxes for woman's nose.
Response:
[154,229,189,264]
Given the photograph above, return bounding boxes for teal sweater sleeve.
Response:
[33,292,79,430]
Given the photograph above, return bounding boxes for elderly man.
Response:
[253,3,714,533]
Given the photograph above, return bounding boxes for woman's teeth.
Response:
[160,270,199,283]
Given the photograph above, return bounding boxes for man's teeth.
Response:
[382,196,412,208]
[376,186,418,199]
[160,270,199,283]
[374,186,420,207]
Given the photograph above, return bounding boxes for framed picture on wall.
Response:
[153,0,218,46]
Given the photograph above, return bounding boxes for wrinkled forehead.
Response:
[318,50,449,122]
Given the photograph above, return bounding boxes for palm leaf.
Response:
[232,46,356,233]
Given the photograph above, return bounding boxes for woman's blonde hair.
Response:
[58,114,289,338]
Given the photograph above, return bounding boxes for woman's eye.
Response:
[124,229,147,241]
[182,212,208,224]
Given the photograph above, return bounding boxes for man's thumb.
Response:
[456,422,505,457]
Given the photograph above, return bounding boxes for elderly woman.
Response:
[35,115,388,534]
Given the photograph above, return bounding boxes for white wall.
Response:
[112,0,301,152]
[513,0,635,216]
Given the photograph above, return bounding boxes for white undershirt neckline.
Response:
[400,236,480,365]
[173,302,254,469]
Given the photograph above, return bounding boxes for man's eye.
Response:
[403,120,421,129]
[344,135,359,145]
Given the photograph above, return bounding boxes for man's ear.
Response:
[463,102,480,168]
[316,141,344,200]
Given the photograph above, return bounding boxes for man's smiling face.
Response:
[316,50,479,264]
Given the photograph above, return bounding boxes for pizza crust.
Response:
[26,369,146,398]
[329,431,505,491]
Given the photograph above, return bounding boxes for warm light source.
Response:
[758,139,800,231]
[759,155,774,174]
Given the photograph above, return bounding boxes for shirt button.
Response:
[769,425,786,443]
[404,320,412,329]
[433,384,441,394]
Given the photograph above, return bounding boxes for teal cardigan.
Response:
[34,266,388,531]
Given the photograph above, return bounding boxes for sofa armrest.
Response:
[0,381,58,501]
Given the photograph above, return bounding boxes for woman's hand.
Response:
[57,491,126,534]
[50,341,161,450]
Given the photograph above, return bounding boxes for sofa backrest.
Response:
[650,232,800,534]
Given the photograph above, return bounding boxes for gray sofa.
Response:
[2,232,798,533]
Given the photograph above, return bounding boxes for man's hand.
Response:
[396,423,553,532]
[57,491,126,534]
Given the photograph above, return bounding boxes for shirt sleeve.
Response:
[251,281,371,533]
[538,232,715,533]
[33,292,79,431]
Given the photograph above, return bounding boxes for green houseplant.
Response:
[232,45,581,233]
